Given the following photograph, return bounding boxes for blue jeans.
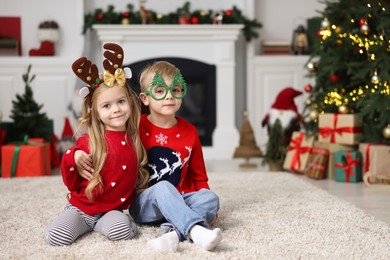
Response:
[129,180,219,241]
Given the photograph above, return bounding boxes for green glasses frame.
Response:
[143,72,187,100]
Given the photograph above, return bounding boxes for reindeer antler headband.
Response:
[72,43,132,98]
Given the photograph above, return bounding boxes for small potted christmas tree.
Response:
[262,119,286,171]
[10,64,52,141]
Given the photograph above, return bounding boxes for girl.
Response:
[44,43,148,246]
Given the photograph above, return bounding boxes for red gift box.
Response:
[28,138,51,175]
[1,143,46,178]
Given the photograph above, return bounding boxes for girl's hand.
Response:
[74,150,94,181]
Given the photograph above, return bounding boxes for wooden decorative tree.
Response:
[233,111,262,168]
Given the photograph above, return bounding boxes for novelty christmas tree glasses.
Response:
[144,72,187,100]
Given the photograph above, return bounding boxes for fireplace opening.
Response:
[126,57,216,146]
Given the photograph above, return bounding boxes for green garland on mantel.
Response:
[83,2,262,41]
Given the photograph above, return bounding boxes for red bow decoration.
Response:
[319,114,362,143]
[288,133,311,173]
[335,151,361,182]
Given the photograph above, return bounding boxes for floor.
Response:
[206,159,390,225]
[52,159,390,225]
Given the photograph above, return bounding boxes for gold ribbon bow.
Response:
[104,68,126,87]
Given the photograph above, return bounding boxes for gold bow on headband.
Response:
[104,68,126,87]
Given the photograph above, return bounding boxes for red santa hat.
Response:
[262,87,304,128]
[61,117,74,139]
[271,87,302,113]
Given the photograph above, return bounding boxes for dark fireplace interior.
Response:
[126,57,216,146]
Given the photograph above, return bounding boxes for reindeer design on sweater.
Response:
[148,147,191,182]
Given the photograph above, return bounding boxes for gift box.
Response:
[318,113,363,145]
[0,127,6,165]
[1,142,46,178]
[314,141,357,179]
[28,138,51,175]
[334,150,362,182]
[358,143,386,174]
[360,145,390,185]
[304,147,329,179]
[283,132,315,173]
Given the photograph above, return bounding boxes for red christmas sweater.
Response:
[61,130,138,216]
[140,114,210,194]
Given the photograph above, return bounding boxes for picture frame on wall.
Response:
[0,17,22,56]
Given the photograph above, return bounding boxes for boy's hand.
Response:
[74,150,94,181]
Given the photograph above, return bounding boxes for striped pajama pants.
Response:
[44,205,138,246]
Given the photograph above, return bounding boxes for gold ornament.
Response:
[306,99,312,105]
[307,62,318,73]
[321,18,330,29]
[371,71,379,84]
[309,110,319,121]
[121,18,129,25]
[383,125,390,139]
[338,105,349,114]
[360,23,369,35]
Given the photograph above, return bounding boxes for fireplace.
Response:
[126,57,216,146]
[93,24,243,159]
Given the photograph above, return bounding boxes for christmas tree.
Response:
[10,65,52,141]
[304,0,390,145]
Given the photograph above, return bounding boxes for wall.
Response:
[0,0,84,57]
[0,0,326,57]
[0,0,326,143]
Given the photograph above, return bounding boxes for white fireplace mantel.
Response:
[93,24,243,42]
[93,24,243,159]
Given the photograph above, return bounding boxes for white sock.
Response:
[147,231,179,253]
[189,225,223,251]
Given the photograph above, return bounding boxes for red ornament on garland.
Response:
[179,16,190,24]
[123,11,129,18]
[225,9,233,16]
[330,73,340,83]
[304,84,312,92]
[97,12,104,21]
[191,16,199,24]
[359,18,366,26]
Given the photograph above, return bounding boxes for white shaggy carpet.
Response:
[1,170,390,259]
